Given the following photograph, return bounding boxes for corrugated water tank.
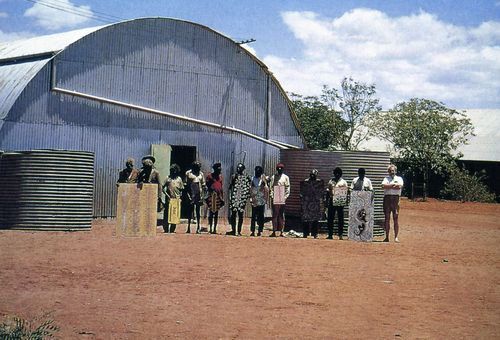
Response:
[0,149,95,230]
[280,149,390,235]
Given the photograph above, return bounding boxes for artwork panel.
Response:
[331,186,348,206]
[300,180,324,222]
[168,198,181,224]
[273,185,286,205]
[348,191,374,242]
[116,183,157,237]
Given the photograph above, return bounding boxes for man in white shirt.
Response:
[269,163,290,237]
[350,168,373,192]
[382,164,404,242]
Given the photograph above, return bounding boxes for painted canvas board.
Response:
[273,185,286,205]
[168,198,181,224]
[331,186,348,206]
[300,179,324,222]
[116,183,157,237]
[348,191,374,242]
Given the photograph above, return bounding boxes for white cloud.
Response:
[24,0,93,30]
[0,12,8,18]
[263,8,500,109]
[0,30,34,43]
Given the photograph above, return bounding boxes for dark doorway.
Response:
[170,145,197,218]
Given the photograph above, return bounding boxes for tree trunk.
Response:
[423,166,429,201]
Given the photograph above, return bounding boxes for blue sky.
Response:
[1,0,499,109]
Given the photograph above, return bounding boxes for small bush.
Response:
[0,313,59,340]
[441,166,496,203]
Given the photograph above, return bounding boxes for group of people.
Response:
[170,161,291,238]
[117,156,404,242]
[301,165,403,242]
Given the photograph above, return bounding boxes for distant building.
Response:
[0,18,305,217]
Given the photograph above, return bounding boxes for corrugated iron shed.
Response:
[0,17,304,218]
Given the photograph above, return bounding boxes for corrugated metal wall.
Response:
[0,149,94,230]
[0,18,303,218]
[53,19,274,137]
[280,149,391,235]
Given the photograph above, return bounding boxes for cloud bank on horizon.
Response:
[263,9,500,109]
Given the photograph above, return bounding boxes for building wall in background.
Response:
[0,18,303,217]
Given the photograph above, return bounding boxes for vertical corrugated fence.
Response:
[0,149,94,230]
[280,149,390,236]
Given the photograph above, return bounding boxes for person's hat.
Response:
[276,163,285,169]
[142,155,156,163]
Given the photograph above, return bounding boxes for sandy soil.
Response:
[1,198,499,339]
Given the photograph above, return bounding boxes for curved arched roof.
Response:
[0,26,105,119]
[0,18,303,143]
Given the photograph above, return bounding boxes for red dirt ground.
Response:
[1,198,499,339]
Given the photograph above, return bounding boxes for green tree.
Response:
[290,93,347,150]
[372,98,475,196]
[329,78,382,150]
[290,77,381,150]
[441,165,496,203]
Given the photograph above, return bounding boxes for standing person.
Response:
[300,169,324,239]
[137,155,161,184]
[269,163,290,237]
[249,166,268,237]
[117,158,139,184]
[228,163,251,236]
[350,168,373,192]
[137,155,162,210]
[185,161,206,234]
[206,162,224,234]
[382,164,404,242]
[326,167,348,240]
[162,163,184,233]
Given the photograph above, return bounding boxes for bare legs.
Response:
[187,204,201,233]
[250,205,265,236]
[383,195,400,242]
[208,211,218,234]
[271,204,285,237]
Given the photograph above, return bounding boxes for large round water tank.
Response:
[0,149,94,230]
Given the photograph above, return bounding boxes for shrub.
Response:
[0,313,59,340]
[441,166,496,203]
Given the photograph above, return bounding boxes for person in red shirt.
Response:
[206,162,224,234]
